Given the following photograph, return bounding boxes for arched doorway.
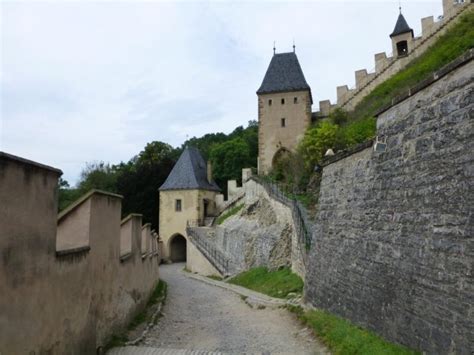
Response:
[271,148,292,180]
[169,234,186,262]
[272,147,291,167]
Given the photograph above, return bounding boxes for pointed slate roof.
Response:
[159,147,220,191]
[390,13,414,38]
[257,52,312,100]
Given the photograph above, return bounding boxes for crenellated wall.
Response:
[305,54,473,353]
[313,1,471,117]
[0,152,160,354]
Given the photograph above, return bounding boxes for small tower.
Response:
[256,51,312,175]
[158,147,220,263]
[390,9,414,58]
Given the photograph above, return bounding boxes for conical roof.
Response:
[159,147,220,191]
[390,13,414,38]
[257,52,311,98]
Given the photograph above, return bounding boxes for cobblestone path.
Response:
[110,263,326,355]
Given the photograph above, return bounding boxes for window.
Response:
[268,99,272,106]
[281,118,286,127]
[175,199,182,212]
[396,41,408,57]
[281,98,285,105]
[294,97,298,104]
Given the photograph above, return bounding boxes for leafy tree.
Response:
[77,161,118,194]
[116,141,176,230]
[58,178,81,212]
[298,121,339,169]
[329,108,349,125]
[209,137,251,189]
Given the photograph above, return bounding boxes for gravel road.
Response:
[139,263,326,354]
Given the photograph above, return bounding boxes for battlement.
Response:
[215,168,252,212]
[312,0,470,116]
[0,152,160,353]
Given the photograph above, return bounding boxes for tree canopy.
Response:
[59,120,258,230]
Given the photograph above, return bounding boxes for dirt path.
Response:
[124,263,326,354]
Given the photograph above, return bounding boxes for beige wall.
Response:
[258,90,312,175]
[391,32,414,58]
[159,189,218,262]
[0,152,160,354]
[186,242,221,276]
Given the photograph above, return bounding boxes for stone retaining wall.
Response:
[305,58,473,353]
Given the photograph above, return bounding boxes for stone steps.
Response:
[108,346,225,355]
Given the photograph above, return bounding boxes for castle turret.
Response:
[159,147,220,263]
[390,10,414,58]
[257,51,312,175]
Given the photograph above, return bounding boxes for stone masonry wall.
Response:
[208,178,306,278]
[305,59,473,353]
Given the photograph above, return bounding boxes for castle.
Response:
[256,0,470,174]
[1,0,471,352]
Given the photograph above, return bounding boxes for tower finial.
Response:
[273,41,276,55]
[399,0,402,14]
[293,39,296,53]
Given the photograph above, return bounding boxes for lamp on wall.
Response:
[373,136,387,153]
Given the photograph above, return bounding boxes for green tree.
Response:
[116,141,177,230]
[209,137,251,189]
[76,161,118,194]
[298,121,339,169]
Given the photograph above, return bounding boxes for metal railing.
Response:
[250,176,312,251]
[186,222,231,276]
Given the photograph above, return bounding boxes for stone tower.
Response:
[257,52,312,175]
[390,10,414,58]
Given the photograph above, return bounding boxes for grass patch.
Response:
[104,280,167,351]
[216,203,244,225]
[207,274,223,281]
[287,305,419,355]
[228,267,303,299]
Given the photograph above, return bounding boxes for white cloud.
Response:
[1,0,442,184]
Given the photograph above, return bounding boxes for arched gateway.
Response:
[169,234,187,262]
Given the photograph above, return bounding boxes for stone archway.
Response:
[272,147,291,168]
[169,234,187,262]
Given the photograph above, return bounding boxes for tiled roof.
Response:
[257,52,311,97]
[390,13,413,38]
[159,147,220,191]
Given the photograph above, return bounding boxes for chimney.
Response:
[207,161,213,184]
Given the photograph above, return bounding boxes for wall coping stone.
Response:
[141,223,152,230]
[120,252,132,262]
[0,151,62,175]
[56,245,91,257]
[375,48,474,117]
[120,213,143,225]
[58,189,123,223]
[321,140,374,168]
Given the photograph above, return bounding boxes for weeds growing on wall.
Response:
[228,267,303,299]
[104,280,167,351]
[287,305,420,355]
[216,203,244,225]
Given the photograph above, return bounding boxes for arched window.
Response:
[396,41,408,57]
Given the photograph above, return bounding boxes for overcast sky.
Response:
[1,0,442,185]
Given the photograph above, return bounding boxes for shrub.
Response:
[298,121,339,169]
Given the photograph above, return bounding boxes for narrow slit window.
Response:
[281,118,286,127]
[175,199,182,212]
[268,99,272,106]
[281,98,285,105]
[294,97,298,104]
